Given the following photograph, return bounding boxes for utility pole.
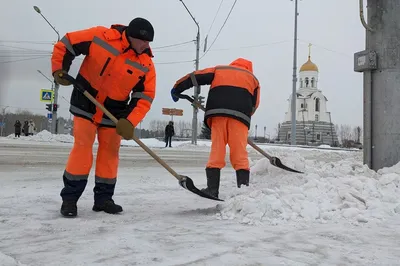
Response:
[354,0,400,171]
[33,6,60,134]
[290,0,299,145]
[179,0,201,145]
[37,70,54,132]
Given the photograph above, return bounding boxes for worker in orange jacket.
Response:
[171,58,260,198]
[51,18,156,217]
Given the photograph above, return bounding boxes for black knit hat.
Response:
[127,17,154,42]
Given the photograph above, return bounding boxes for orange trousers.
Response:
[206,117,249,171]
[65,116,122,184]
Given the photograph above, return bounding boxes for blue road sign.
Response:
[40,89,53,102]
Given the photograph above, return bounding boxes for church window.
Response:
[305,78,309,87]
[300,79,303,88]
[315,114,319,121]
[311,78,315,87]
[315,98,320,112]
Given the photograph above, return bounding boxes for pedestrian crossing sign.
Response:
[40,89,53,102]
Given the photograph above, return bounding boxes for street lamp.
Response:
[33,6,60,42]
[37,70,54,132]
[179,0,201,145]
[290,0,299,145]
[33,5,60,134]
[37,70,54,87]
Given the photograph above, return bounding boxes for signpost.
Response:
[162,108,183,121]
[40,89,53,102]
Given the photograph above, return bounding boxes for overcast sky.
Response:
[0,0,365,136]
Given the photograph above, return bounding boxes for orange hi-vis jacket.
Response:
[51,24,156,128]
[173,58,260,129]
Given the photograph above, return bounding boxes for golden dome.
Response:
[300,56,319,72]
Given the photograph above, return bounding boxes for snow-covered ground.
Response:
[1,132,400,265]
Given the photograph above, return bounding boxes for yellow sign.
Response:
[40,89,53,102]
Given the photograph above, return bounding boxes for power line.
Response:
[298,39,352,58]
[208,40,292,51]
[152,40,194,50]
[0,55,50,64]
[200,0,238,60]
[0,44,50,53]
[0,40,54,44]
[0,105,68,111]
[206,0,225,38]
[154,59,195,65]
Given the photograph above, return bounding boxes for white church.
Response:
[278,47,339,146]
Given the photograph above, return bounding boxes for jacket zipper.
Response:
[99,57,111,76]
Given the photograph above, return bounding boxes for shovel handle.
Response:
[60,73,185,181]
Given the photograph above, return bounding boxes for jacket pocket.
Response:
[99,57,111,76]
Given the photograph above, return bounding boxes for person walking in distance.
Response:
[14,120,21,138]
[51,17,156,217]
[164,121,175,147]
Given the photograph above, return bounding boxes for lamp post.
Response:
[290,0,299,145]
[37,70,54,132]
[179,0,201,145]
[33,6,60,134]
[37,70,54,88]
[327,111,334,146]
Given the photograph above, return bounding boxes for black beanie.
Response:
[127,17,154,42]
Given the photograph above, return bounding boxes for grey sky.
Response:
[0,0,364,136]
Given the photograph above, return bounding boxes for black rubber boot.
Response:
[93,182,123,214]
[92,199,123,214]
[200,168,221,198]
[60,201,77,217]
[60,172,87,218]
[60,173,88,202]
[236,169,250,188]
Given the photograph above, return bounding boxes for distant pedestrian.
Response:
[164,121,175,147]
[14,120,21,137]
[23,121,29,136]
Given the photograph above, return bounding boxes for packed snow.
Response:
[218,155,400,225]
[1,131,400,265]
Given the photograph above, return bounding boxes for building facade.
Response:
[278,50,339,146]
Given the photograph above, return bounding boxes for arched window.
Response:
[315,114,319,121]
[305,77,309,87]
[311,78,315,87]
[315,98,320,112]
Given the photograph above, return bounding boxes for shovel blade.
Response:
[270,157,304,174]
[179,176,224,202]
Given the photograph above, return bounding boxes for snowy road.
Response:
[1,138,400,266]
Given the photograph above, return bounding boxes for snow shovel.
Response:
[176,93,304,174]
[59,73,223,202]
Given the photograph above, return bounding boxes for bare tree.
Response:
[339,124,352,143]
[354,126,362,143]
[176,120,186,137]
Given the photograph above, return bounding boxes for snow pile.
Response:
[174,140,212,151]
[7,130,74,143]
[121,138,168,148]
[0,251,27,266]
[216,151,400,226]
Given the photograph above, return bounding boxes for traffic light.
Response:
[46,104,52,112]
[53,104,58,112]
